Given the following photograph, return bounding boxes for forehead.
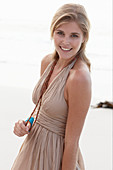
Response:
[56,21,82,34]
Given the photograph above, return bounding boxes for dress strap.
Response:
[68,57,78,69]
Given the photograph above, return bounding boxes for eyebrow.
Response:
[56,29,63,32]
[56,29,80,35]
[71,32,80,35]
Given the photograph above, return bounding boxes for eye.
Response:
[71,34,79,38]
[56,31,64,36]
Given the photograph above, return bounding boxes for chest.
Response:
[47,68,63,88]
[47,72,69,107]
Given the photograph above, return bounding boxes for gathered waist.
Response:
[36,111,66,137]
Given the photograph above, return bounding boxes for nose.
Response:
[62,36,70,45]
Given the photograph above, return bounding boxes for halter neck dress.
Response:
[12,59,81,170]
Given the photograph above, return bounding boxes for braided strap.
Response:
[25,59,57,131]
[25,117,34,127]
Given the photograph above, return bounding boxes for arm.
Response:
[14,54,53,137]
[62,70,92,170]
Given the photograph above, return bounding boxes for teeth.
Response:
[61,47,71,51]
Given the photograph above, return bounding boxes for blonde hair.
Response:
[26,4,91,128]
[50,3,91,71]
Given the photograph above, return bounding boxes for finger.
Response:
[18,120,29,133]
[14,124,28,137]
[13,127,25,137]
[26,122,31,131]
[14,121,28,136]
[19,120,31,133]
[24,120,31,131]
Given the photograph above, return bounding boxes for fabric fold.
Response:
[11,58,80,170]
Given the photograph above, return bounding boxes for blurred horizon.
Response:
[0,0,112,94]
[0,0,112,65]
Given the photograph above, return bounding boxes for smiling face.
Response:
[53,21,84,61]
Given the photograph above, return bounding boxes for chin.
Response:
[58,53,76,60]
[57,48,77,60]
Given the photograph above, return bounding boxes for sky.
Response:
[0,0,112,26]
[0,0,112,52]
[0,0,112,68]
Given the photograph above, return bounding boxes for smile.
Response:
[60,46,72,51]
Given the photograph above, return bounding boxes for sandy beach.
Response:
[0,1,112,168]
[0,62,112,170]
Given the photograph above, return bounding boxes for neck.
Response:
[55,57,77,70]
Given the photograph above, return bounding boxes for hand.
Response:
[13,120,31,137]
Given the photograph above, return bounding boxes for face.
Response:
[53,21,84,60]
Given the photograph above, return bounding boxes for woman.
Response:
[12,3,91,170]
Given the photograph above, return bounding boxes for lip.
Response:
[60,46,72,52]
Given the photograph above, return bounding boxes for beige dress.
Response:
[12,59,81,170]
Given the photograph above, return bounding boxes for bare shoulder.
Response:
[65,60,92,101]
[40,54,53,76]
[69,67,91,87]
[64,61,92,151]
[68,61,91,88]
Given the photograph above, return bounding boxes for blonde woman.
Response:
[12,3,91,170]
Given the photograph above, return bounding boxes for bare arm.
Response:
[62,70,92,170]
[13,54,53,137]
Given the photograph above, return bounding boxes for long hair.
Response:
[50,3,91,71]
[26,3,91,129]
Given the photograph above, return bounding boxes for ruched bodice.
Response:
[11,58,81,170]
[35,59,77,137]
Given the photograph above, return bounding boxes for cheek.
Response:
[53,37,61,50]
[77,42,83,51]
[73,39,82,48]
[53,35,58,45]
[72,40,83,53]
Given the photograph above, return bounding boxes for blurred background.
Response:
[0,0,112,169]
